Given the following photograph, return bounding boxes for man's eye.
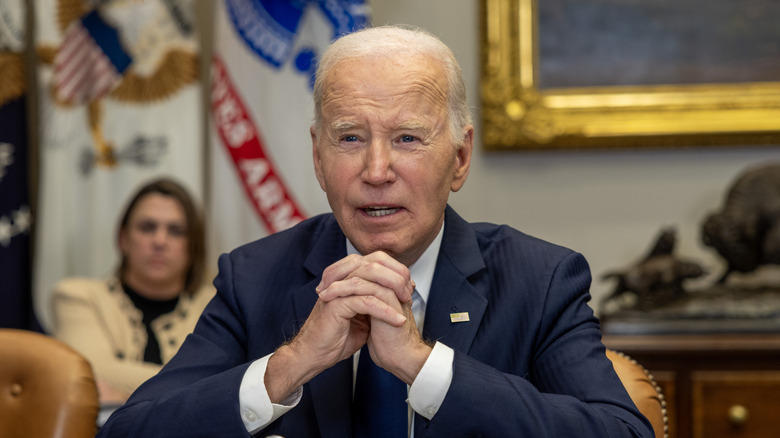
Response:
[400,135,417,143]
[343,135,359,142]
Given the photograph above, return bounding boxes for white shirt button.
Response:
[243,408,258,422]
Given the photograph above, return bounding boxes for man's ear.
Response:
[451,126,473,192]
[311,126,327,191]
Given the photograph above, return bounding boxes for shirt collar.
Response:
[345,222,444,307]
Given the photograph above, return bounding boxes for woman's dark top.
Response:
[122,283,180,364]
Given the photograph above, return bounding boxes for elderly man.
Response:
[99,25,653,438]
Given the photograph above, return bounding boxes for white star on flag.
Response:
[0,216,12,247]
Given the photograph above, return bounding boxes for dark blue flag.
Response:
[0,0,37,329]
[0,95,37,330]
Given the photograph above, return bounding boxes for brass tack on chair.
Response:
[9,383,23,397]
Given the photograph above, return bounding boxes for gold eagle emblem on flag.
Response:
[0,52,24,108]
[37,0,199,168]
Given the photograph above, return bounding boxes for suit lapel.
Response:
[423,262,487,353]
[416,207,487,437]
[423,206,488,354]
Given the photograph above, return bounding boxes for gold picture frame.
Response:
[480,0,780,150]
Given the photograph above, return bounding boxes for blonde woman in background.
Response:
[51,178,214,405]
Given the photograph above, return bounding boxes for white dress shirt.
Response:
[238,223,455,435]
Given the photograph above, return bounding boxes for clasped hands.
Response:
[265,251,432,403]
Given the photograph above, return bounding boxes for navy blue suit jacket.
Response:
[99,206,652,437]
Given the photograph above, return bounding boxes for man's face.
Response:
[312,53,472,266]
[119,193,190,296]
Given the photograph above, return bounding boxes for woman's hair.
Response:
[115,178,205,296]
[312,24,473,147]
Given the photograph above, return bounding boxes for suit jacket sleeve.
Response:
[417,250,653,438]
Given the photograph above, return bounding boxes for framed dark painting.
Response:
[480,0,780,150]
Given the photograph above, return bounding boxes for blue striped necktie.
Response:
[352,344,407,437]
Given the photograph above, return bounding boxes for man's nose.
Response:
[361,141,396,185]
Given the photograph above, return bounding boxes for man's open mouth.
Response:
[363,206,400,217]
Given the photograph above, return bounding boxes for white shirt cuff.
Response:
[239,353,302,434]
[408,341,454,420]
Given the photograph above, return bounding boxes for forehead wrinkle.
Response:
[401,58,448,102]
[411,77,447,103]
[320,57,450,138]
[396,81,448,142]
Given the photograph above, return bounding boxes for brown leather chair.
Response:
[607,349,668,438]
[0,329,99,438]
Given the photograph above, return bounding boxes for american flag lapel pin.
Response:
[450,312,470,323]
